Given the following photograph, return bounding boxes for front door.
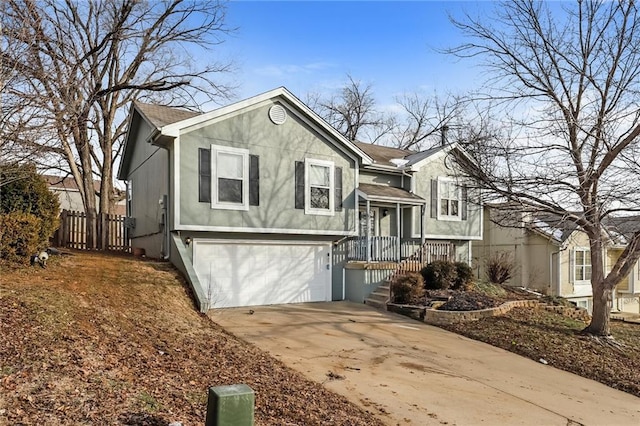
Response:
[359,207,378,237]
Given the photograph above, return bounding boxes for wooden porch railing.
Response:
[345,236,453,265]
[387,240,455,303]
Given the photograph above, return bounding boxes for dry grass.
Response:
[0,251,383,425]
[439,307,640,398]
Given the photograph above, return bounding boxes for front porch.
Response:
[344,236,455,264]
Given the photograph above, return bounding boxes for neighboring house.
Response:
[473,207,640,314]
[44,175,126,215]
[118,87,482,311]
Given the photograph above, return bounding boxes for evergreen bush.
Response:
[421,260,458,290]
[0,164,60,263]
[453,261,474,290]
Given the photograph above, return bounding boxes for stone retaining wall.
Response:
[542,305,591,322]
[388,299,592,326]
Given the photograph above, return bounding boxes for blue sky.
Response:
[215,1,490,109]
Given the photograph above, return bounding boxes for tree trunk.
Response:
[81,165,98,250]
[582,237,611,336]
[583,280,612,336]
[76,121,98,250]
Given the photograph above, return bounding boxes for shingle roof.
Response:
[358,183,425,203]
[528,212,580,242]
[354,142,415,167]
[354,141,452,169]
[603,216,640,243]
[44,174,101,192]
[134,101,201,129]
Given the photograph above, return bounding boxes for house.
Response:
[44,175,126,215]
[473,207,640,314]
[336,141,482,304]
[118,87,482,312]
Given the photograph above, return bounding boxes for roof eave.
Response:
[356,189,426,205]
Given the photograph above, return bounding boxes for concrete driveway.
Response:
[209,302,639,425]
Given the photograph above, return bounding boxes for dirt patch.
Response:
[0,251,383,425]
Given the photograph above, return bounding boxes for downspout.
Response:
[342,267,346,301]
[162,147,171,260]
[553,249,562,296]
[549,251,557,295]
[396,202,401,262]
[366,199,371,263]
[420,204,426,263]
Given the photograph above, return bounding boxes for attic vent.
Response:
[268,105,287,125]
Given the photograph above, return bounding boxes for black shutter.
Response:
[430,179,438,218]
[198,148,211,203]
[249,155,259,206]
[461,185,468,221]
[295,161,305,209]
[334,167,343,212]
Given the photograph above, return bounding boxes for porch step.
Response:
[364,281,391,310]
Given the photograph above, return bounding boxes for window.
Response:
[574,248,592,282]
[296,159,332,216]
[437,178,461,220]
[211,145,249,210]
[309,164,331,209]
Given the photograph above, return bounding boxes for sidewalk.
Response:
[611,311,640,324]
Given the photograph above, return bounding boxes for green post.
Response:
[205,384,254,426]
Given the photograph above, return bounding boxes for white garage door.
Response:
[193,240,332,308]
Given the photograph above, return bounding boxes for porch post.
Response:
[420,204,426,263]
[366,199,371,263]
[396,203,401,262]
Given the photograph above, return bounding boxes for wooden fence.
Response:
[54,209,130,251]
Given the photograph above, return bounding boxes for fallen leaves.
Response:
[439,307,640,398]
[0,252,383,425]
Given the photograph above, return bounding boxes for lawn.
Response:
[2,251,638,425]
[439,306,640,398]
[0,251,383,425]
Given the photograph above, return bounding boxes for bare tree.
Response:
[313,75,394,143]
[391,92,464,150]
[449,0,640,336]
[1,0,233,248]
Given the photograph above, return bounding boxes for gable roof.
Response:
[44,174,101,192]
[603,216,640,245]
[528,213,580,243]
[354,142,415,168]
[119,87,374,180]
[134,102,201,128]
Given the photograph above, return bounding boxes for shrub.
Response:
[0,163,59,258]
[485,252,514,285]
[453,261,474,290]
[421,260,458,290]
[0,212,42,263]
[390,273,424,304]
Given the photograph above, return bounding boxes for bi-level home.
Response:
[473,207,640,314]
[118,87,482,311]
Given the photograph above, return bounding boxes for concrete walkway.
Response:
[210,302,640,426]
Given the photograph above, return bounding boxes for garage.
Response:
[192,240,332,308]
